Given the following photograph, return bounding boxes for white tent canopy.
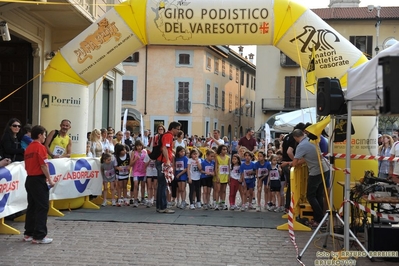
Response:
[273,107,316,132]
[347,42,399,110]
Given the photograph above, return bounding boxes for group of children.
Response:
[99,141,287,212]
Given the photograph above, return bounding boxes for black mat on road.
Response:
[56,206,287,229]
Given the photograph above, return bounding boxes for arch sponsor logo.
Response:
[0,167,20,213]
[41,94,81,108]
[289,25,350,70]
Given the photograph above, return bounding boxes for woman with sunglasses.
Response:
[0,118,24,162]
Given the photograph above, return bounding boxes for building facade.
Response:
[255,4,399,136]
[121,45,256,140]
[0,1,124,143]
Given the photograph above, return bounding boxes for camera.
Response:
[46,51,57,60]
[367,5,374,12]
[0,21,11,41]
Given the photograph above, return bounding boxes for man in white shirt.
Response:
[205,129,224,149]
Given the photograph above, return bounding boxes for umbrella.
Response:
[273,107,316,132]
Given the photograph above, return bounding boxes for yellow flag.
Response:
[305,46,316,94]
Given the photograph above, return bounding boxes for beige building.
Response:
[0,1,124,137]
[255,2,399,136]
[121,45,256,140]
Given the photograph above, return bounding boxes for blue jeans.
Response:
[307,171,329,223]
[155,161,167,210]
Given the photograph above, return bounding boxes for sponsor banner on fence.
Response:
[0,158,102,219]
[0,162,28,218]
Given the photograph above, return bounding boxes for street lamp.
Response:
[368,5,381,55]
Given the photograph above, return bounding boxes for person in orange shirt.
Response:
[23,125,55,244]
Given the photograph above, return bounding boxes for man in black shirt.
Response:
[280,123,307,212]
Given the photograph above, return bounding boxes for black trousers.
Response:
[189,180,201,204]
[24,175,49,240]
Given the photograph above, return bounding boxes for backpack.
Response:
[148,132,171,160]
[48,130,59,146]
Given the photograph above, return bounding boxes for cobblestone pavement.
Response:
[1,215,397,266]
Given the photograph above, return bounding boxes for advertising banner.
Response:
[0,158,102,219]
[41,83,88,157]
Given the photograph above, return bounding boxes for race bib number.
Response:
[244,169,254,179]
[219,165,229,175]
[176,161,184,171]
[104,168,115,178]
[149,161,155,168]
[258,168,268,176]
[269,169,279,180]
[119,166,129,175]
[192,164,199,172]
[205,165,214,174]
[52,145,65,156]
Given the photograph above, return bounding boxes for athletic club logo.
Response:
[290,26,340,53]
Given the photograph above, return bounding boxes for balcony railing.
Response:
[262,98,317,113]
[176,101,191,113]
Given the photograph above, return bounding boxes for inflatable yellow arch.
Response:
[42,0,368,155]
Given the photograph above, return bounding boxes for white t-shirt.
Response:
[174,139,186,148]
[144,154,158,177]
[207,138,224,149]
[390,141,399,175]
[188,158,201,181]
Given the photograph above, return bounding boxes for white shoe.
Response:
[32,237,53,244]
[101,200,107,207]
[190,204,195,210]
[196,202,202,209]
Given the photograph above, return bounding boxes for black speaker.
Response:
[316,78,347,116]
[379,56,399,114]
[368,226,399,253]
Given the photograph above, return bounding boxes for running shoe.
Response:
[214,205,219,211]
[190,204,195,210]
[256,206,260,212]
[112,199,116,206]
[181,201,187,209]
[204,204,208,210]
[196,202,202,209]
[240,206,246,212]
[133,200,139,208]
[101,200,107,207]
[268,206,276,212]
[229,205,236,211]
[223,204,228,210]
[32,237,53,244]
[23,235,33,242]
[124,199,130,206]
[129,198,134,205]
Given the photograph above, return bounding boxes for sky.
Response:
[230,0,399,64]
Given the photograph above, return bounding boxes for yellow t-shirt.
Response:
[49,134,70,159]
[216,155,230,183]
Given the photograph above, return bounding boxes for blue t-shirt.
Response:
[201,159,215,179]
[255,160,270,178]
[175,156,188,181]
[231,140,238,152]
[240,161,256,179]
[21,135,32,150]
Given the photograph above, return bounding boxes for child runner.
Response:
[229,154,241,210]
[130,140,148,207]
[200,149,215,210]
[240,151,256,211]
[267,154,284,212]
[255,151,270,212]
[187,149,202,210]
[144,153,157,207]
[237,146,248,207]
[100,153,117,206]
[114,143,131,206]
[215,145,230,210]
[174,146,188,209]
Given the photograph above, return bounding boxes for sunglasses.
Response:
[11,124,21,128]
